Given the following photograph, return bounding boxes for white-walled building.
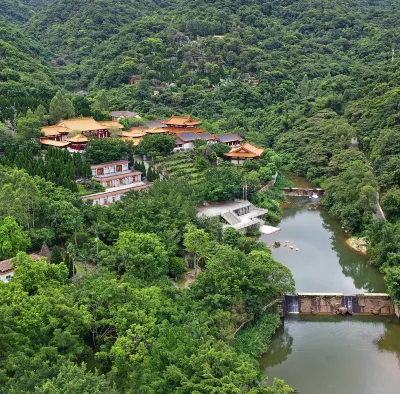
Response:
[82,160,148,206]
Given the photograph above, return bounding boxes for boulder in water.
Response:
[338,307,348,315]
[272,241,281,248]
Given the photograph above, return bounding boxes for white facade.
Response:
[83,160,146,206]
[173,141,195,152]
[92,162,129,177]
[229,158,246,165]
[97,174,141,189]
[0,270,13,283]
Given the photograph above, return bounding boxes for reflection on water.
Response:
[259,197,386,293]
[259,315,400,394]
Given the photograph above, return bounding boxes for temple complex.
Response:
[39,114,248,155]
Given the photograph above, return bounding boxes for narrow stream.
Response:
[258,187,400,393]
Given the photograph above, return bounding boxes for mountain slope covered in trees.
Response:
[1,0,400,392]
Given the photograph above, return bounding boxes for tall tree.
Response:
[49,91,75,124]
[0,216,30,259]
[183,224,210,274]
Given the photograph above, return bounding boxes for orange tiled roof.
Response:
[160,115,202,127]
[146,127,170,134]
[164,127,205,134]
[99,121,124,129]
[56,117,105,132]
[40,139,71,148]
[41,125,69,137]
[121,136,142,146]
[67,134,88,143]
[122,130,147,138]
[224,151,258,158]
[224,142,264,158]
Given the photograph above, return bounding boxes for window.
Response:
[116,165,122,172]
[97,168,104,175]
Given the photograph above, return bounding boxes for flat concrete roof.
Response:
[197,200,251,217]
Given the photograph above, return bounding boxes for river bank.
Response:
[256,195,400,394]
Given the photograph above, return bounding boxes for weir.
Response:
[281,293,397,316]
[281,187,324,197]
[284,295,300,314]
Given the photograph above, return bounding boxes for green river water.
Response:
[258,190,400,394]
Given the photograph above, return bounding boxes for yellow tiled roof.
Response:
[160,115,202,127]
[40,139,71,147]
[99,121,124,129]
[56,117,105,132]
[41,125,69,137]
[67,134,88,143]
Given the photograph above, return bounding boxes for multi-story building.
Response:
[82,160,147,206]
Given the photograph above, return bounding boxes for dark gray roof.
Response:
[199,132,215,140]
[177,132,201,142]
[216,133,242,142]
[110,111,138,117]
[146,121,166,128]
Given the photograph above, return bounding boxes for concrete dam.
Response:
[281,187,325,198]
[282,293,398,316]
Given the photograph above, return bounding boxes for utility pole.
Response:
[243,181,248,201]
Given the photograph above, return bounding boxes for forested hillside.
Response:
[1,0,400,392]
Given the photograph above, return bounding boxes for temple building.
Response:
[40,139,71,150]
[67,134,89,152]
[82,160,148,206]
[174,131,216,152]
[160,114,202,128]
[40,117,117,152]
[224,142,265,165]
[56,117,110,138]
[41,125,70,141]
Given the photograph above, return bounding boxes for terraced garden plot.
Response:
[153,155,205,185]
